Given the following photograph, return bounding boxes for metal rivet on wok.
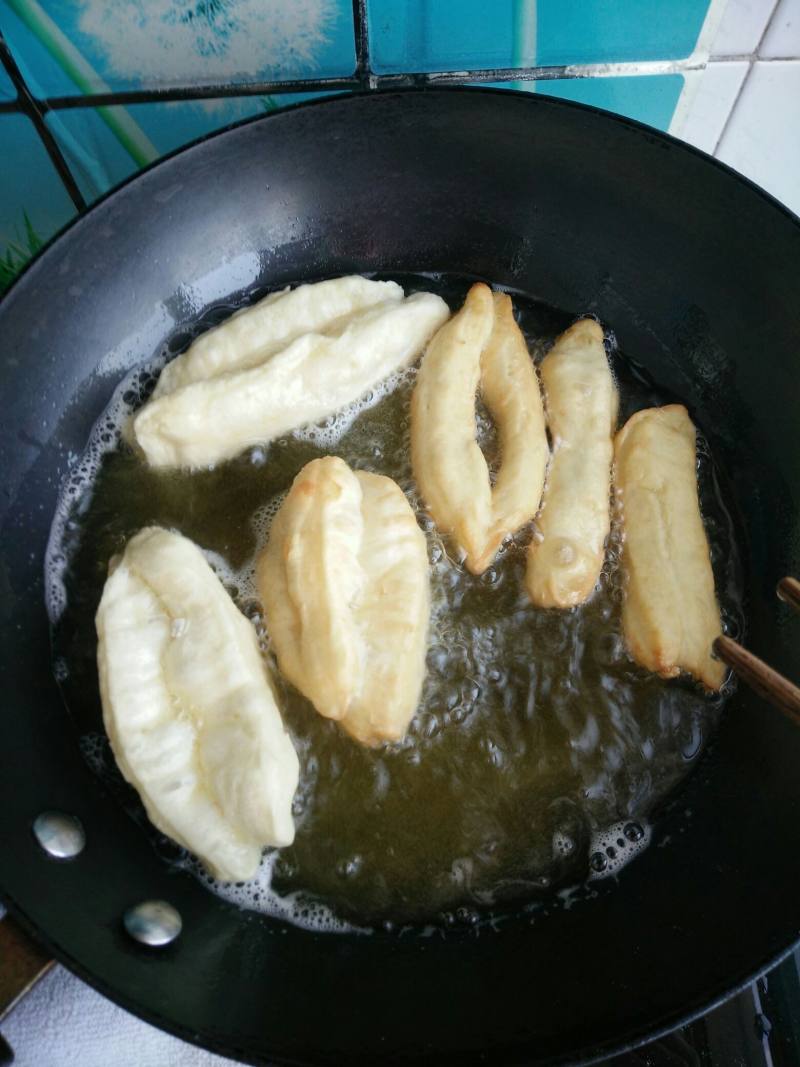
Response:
[32,811,85,859]
[124,900,182,947]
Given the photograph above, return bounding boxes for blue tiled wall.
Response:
[1,0,356,94]
[535,0,711,64]
[0,0,716,290]
[0,113,77,286]
[368,0,711,72]
[0,59,14,97]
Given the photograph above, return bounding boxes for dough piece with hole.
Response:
[133,287,449,469]
[96,526,299,882]
[526,319,618,608]
[411,283,548,574]
[257,457,430,746]
[614,404,725,690]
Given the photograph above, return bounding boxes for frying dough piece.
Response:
[526,319,618,608]
[133,289,449,469]
[479,292,549,572]
[96,526,299,882]
[153,276,403,399]
[614,404,725,690]
[411,284,493,570]
[257,457,429,746]
[411,283,548,574]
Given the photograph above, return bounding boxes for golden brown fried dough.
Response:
[526,319,618,608]
[411,283,548,574]
[257,457,429,746]
[614,404,725,691]
[476,292,549,573]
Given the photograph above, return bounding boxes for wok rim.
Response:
[4,888,797,1067]
[1,86,798,310]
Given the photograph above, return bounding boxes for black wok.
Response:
[1,89,799,1066]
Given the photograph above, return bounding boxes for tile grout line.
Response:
[711,61,754,155]
[711,0,782,156]
[667,0,730,137]
[0,32,86,210]
[711,54,800,62]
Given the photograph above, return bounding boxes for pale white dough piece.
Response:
[133,290,449,469]
[614,404,725,691]
[96,526,299,882]
[526,319,618,608]
[153,276,403,398]
[257,457,430,746]
[411,283,548,574]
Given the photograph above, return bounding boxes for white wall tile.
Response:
[715,59,800,213]
[676,60,749,152]
[760,0,800,56]
[712,0,776,55]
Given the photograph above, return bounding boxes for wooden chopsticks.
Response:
[777,576,800,614]
[712,575,800,725]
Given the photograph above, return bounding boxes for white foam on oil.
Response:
[588,820,652,880]
[44,347,169,624]
[202,548,258,603]
[552,830,576,859]
[290,364,418,450]
[79,731,109,774]
[186,852,367,935]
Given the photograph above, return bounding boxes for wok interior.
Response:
[1,91,799,1064]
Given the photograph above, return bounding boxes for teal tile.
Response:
[368,0,712,73]
[0,113,76,290]
[45,92,347,203]
[0,63,16,101]
[535,0,712,64]
[368,0,525,74]
[536,74,685,131]
[0,0,355,97]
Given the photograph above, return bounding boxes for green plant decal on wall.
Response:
[0,211,44,292]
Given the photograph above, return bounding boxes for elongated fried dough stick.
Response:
[473,292,549,573]
[411,283,494,569]
[614,404,725,690]
[134,289,448,469]
[257,457,430,746]
[411,283,547,573]
[96,527,299,882]
[153,276,404,398]
[263,457,364,721]
[343,470,430,745]
[526,319,618,607]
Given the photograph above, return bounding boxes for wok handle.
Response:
[0,914,55,1064]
